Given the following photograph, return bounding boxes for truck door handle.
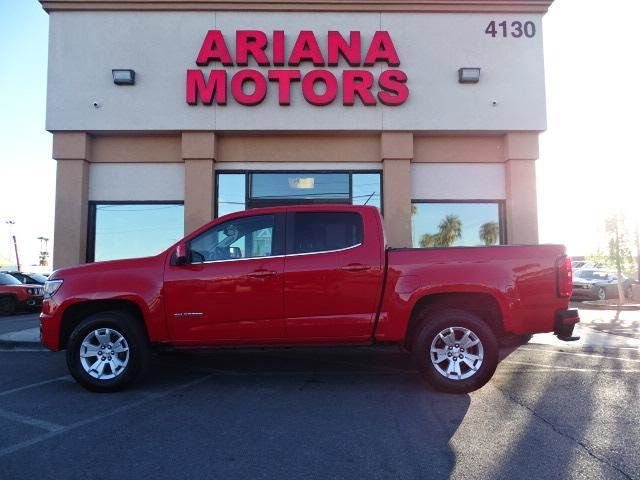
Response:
[247,269,276,278]
[341,263,370,272]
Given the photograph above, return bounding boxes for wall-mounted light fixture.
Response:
[112,69,135,85]
[458,68,481,84]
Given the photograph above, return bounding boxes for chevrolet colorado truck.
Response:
[40,205,578,393]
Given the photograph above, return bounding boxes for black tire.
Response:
[0,296,18,316]
[66,311,150,392]
[411,308,499,394]
[597,287,607,301]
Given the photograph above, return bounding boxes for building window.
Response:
[352,173,382,211]
[411,201,505,248]
[87,202,184,262]
[217,173,246,217]
[216,171,382,216]
[251,173,350,201]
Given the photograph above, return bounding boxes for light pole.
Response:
[37,236,50,267]
[5,220,15,266]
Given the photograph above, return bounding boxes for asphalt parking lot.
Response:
[0,310,639,480]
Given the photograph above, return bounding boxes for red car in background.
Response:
[0,272,44,315]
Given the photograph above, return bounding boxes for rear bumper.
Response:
[554,309,580,339]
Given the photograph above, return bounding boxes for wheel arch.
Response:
[59,299,149,350]
[404,292,504,349]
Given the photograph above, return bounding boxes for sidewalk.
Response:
[0,313,41,349]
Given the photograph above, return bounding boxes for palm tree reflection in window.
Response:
[479,221,499,246]
[419,215,463,248]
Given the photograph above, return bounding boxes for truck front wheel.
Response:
[66,311,150,392]
[411,309,498,394]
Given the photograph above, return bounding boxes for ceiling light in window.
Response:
[288,177,315,189]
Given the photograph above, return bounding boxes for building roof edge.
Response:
[39,0,554,14]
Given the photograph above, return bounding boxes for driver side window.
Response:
[189,214,275,263]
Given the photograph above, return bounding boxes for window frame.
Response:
[186,212,285,264]
[86,200,184,263]
[215,170,383,217]
[410,199,507,247]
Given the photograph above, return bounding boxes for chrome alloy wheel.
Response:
[429,326,484,380]
[79,328,130,380]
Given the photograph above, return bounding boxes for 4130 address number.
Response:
[485,21,536,38]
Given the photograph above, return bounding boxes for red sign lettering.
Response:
[187,30,409,107]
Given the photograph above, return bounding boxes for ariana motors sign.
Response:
[186,30,409,107]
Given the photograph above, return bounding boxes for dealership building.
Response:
[40,0,553,269]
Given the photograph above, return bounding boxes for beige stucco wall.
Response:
[53,159,90,269]
[51,130,540,268]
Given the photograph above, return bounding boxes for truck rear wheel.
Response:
[66,311,150,392]
[411,309,498,394]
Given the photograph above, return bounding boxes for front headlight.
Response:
[43,279,63,298]
[27,288,35,295]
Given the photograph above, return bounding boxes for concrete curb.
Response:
[0,328,45,350]
[580,301,640,311]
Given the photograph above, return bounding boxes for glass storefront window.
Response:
[216,171,382,216]
[351,173,381,210]
[217,174,246,217]
[91,203,184,262]
[251,173,350,200]
[411,202,503,248]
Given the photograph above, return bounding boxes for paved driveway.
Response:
[0,316,638,479]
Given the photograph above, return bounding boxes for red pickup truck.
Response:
[41,205,578,393]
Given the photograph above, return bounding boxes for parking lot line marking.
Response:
[519,347,640,363]
[501,360,640,373]
[0,408,64,432]
[0,376,71,397]
[0,374,212,458]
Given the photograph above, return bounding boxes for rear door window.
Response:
[287,212,363,255]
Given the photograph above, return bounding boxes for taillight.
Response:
[556,255,573,297]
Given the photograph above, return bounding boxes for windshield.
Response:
[26,273,48,283]
[576,270,610,281]
[0,273,23,286]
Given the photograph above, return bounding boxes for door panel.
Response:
[163,213,285,344]
[164,257,285,343]
[283,210,384,340]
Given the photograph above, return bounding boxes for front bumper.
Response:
[554,309,580,340]
[39,299,62,351]
[22,295,43,309]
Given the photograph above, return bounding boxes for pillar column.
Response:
[381,132,413,248]
[182,132,216,235]
[52,132,90,269]
[504,133,540,244]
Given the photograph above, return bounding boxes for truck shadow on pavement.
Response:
[133,346,471,479]
[488,348,637,479]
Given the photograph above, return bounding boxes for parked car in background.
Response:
[5,271,49,285]
[572,269,633,301]
[0,272,45,315]
[571,260,602,271]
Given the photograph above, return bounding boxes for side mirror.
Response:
[175,242,188,266]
